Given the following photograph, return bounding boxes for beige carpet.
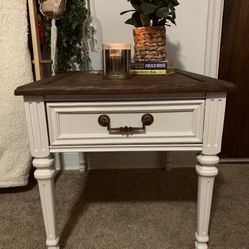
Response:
[0,165,249,249]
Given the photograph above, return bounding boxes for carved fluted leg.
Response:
[33,156,59,249]
[195,154,219,249]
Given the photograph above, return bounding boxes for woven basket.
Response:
[133,26,166,62]
[40,0,67,19]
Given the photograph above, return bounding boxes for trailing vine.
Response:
[45,0,87,72]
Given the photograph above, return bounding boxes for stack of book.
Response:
[130,60,174,75]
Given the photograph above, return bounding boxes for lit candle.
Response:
[110,50,122,75]
[103,43,131,79]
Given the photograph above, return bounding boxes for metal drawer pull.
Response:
[98,113,154,136]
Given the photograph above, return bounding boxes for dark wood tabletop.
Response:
[14,69,235,96]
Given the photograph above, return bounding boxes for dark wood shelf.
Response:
[15,69,235,96]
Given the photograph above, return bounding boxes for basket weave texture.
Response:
[133,26,166,62]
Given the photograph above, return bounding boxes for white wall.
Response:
[60,0,224,170]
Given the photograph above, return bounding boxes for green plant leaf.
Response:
[171,0,180,6]
[156,7,170,19]
[157,19,166,26]
[125,17,138,26]
[120,9,135,15]
[132,4,141,12]
[140,2,158,15]
[140,13,150,26]
[166,16,176,25]
[125,12,143,27]
[170,8,176,19]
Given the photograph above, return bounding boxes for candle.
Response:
[103,43,131,79]
[110,50,122,74]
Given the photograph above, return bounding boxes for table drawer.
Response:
[46,100,205,146]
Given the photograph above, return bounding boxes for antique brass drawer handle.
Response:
[98,113,154,136]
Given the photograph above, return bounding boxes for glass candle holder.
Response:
[103,43,131,79]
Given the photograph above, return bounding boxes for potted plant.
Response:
[121,0,179,62]
[44,0,88,72]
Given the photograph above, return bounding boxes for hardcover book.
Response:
[130,69,174,75]
[131,61,168,70]
[130,60,174,75]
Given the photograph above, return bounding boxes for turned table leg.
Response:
[195,154,219,249]
[33,156,59,249]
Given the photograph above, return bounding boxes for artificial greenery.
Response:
[45,0,87,72]
[120,0,179,27]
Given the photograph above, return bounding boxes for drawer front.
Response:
[46,100,205,146]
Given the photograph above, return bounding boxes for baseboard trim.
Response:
[219,158,249,164]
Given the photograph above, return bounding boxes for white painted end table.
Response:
[15,70,234,249]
